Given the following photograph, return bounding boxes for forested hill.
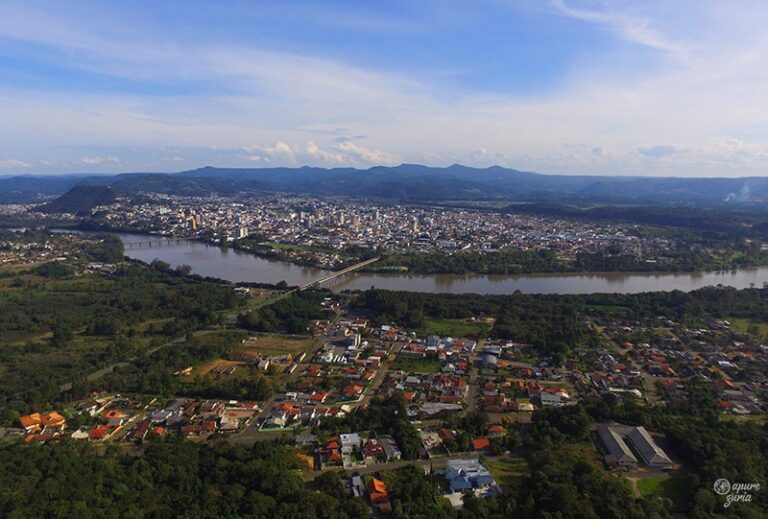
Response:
[36,185,117,214]
[110,164,768,206]
[5,164,768,206]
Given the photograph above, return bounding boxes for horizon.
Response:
[4,162,768,182]
[2,1,768,177]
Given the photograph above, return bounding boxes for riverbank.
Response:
[117,233,768,295]
[224,238,768,276]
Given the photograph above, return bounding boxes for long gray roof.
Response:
[597,425,637,464]
[627,426,672,466]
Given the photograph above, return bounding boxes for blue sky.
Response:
[1,0,767,176]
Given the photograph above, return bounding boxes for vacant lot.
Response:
[192,358,242,377]
[422,318,490,338]
[392,356,442,373]
[483,456,526,487]
[238,333,316,357]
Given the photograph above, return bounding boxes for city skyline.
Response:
[1,1,768,177]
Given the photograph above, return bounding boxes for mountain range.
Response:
[2,164,768,208]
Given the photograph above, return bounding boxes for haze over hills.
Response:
[4,164,768,208]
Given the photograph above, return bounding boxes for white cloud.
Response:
[234,140,398,168]
[0,2,768,176]
[550,0,688,58]
[80,156,120,165]
[0,159,30,169]
[333,141,399,165]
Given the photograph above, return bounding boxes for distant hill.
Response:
[0,175,101,204]
[123,164,768,206]
[6,164,768,208]
[37,185,118,214]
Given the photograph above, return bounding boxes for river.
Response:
[117,233,768,294]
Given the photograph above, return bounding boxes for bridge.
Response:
[122,237,196,249]
[298,257,380,291]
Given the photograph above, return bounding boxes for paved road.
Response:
[466,339,485,413]
[300,452,510,482]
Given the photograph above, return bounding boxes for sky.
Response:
[1,0,768,177]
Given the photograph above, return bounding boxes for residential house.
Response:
[340,433,361,455]
[444,459,496,492]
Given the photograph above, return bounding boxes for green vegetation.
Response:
[91,330,275,401]
[391,357,442,374]
[636,476,667,496]
[729,317,768,340]
[361,289,595,362]
[583,383,767,517]
[0,251,243,417]
[37,185,117,214]
[238,291,328,334]
[381,465,455,517]
[0,440,372,519]
[478,457,526,487]
[422,317,490,338]
[238,334,315,357]
[314,394,424,460]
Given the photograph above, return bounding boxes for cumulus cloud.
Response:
[80,156,120,165]
[235,140,398,168]
[334,141,398,165]
[0,159,30,169]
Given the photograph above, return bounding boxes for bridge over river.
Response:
[297,257,380,290]
[123,237,196,249]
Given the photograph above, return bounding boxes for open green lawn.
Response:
[637,476,667,496]
[719,413,768,424]
[392,356,442,373]
[729,317,768,337]
[483,457,527,487]
[422,318,490,338]
[640,473,694,512]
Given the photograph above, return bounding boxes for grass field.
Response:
[483,457,527,486]
[392,356,442,373]
[422,318,490,338]
[729,317,768,337]
[719,413,768,424]
[238,333,315,356]
[638,473,692,511]
[637,476,667,496]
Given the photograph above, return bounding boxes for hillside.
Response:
[5,164,768,207]
[37,185,118,214]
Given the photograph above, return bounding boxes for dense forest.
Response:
[0,259,244,417]
[237,291,330,334]
[0,439,371,519]
[4,398,761,518]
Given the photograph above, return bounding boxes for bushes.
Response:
[238,291,327,334]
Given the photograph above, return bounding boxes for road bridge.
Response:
[298,257,379,290]
[123,237,196,249]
